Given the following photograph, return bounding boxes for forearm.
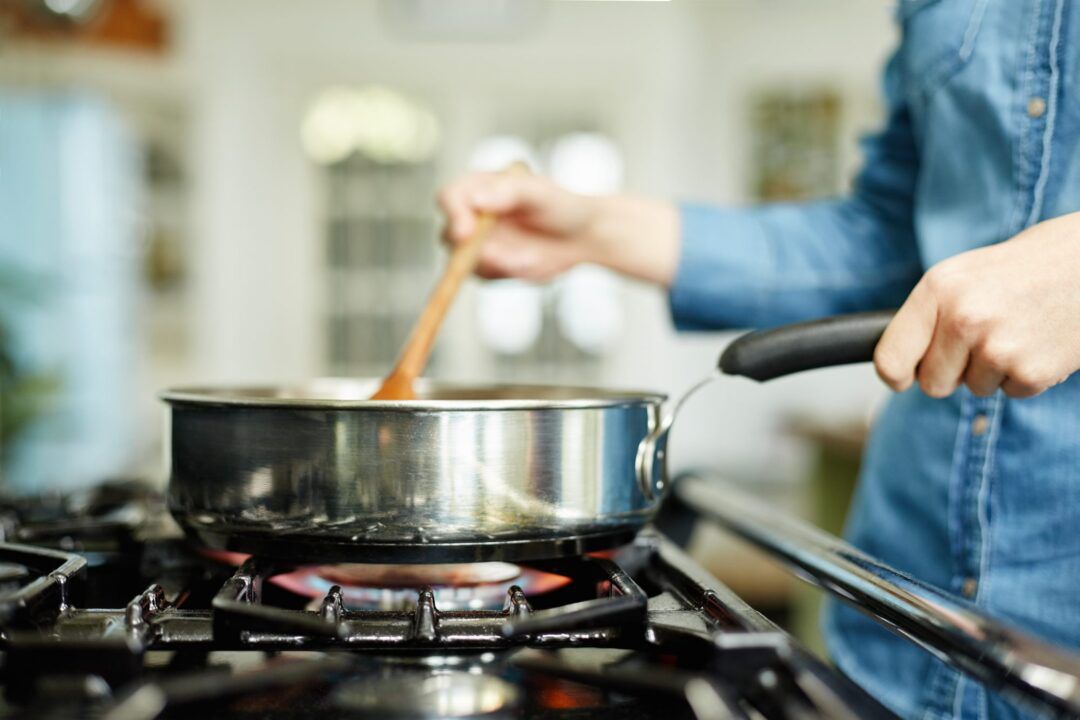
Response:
[581,194,681,287]
[577,190,924,331]
[667,199,924,330]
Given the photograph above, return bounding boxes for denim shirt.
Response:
[669,2,1080,718]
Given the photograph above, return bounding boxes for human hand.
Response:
[874,212,1080,398]
[438,172,604,281]
[438,172,679,285]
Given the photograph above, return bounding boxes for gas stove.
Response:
[0,481,894,719]
[5,478,1080,719]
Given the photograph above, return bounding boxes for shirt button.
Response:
[971,414,989,437]
[1027,97,1047,118]
[961,577,978,599]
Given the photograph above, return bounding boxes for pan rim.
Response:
[160,378,667,411]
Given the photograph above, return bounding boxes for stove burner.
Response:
[296,570,571,612]
[316,562,522,587]
[201,550,572,611]
[333,672,521,717]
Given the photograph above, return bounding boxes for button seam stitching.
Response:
[1026,0,1066,225]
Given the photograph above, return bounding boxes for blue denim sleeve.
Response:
[669,51,924,331]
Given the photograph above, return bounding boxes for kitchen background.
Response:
[0,0,898,644]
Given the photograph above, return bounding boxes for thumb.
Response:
[470,176,546,215]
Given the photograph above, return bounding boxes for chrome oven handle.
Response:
[673,474,1080,718]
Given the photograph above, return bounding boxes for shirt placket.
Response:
[1009,0,1063,234]
[921,1,1064,718]
[952,394,1001,605]
[920,394,1002,720]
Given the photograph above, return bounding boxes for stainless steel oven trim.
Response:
[672,473,1080,718]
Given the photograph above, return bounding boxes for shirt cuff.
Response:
[668,202,771,331]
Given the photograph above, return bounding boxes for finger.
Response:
[963,358,1005,397]
[440,174,551,243]
[469,175,549,215]
[477,235,548,280]
[437,185,478,243]
[1000,363,1059,399]
[1001,376,1043,399]
[874,282,938,391]
[916,324,970,398]
[475,227,578,282]
[474,260,513,280]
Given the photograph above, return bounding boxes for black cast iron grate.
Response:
[0,532,893,720]
[0,481,896,719]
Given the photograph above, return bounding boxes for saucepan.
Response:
[163,309,894,563]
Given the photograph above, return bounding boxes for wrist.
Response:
[581,195,680,287]
[577,195,616,263]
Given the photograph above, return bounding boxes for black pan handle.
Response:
[719,309,896,382]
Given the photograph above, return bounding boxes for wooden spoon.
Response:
[371,164,524,400]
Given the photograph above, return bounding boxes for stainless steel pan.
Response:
[163,310,894,563]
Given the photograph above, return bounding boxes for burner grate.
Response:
[0,525,894,719]
[210,554,647,650]
[0,542,85,628]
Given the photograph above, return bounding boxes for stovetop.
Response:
[0,482,894,719]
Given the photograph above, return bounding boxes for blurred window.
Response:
[307,87,441,375]
[0,92,140,493]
